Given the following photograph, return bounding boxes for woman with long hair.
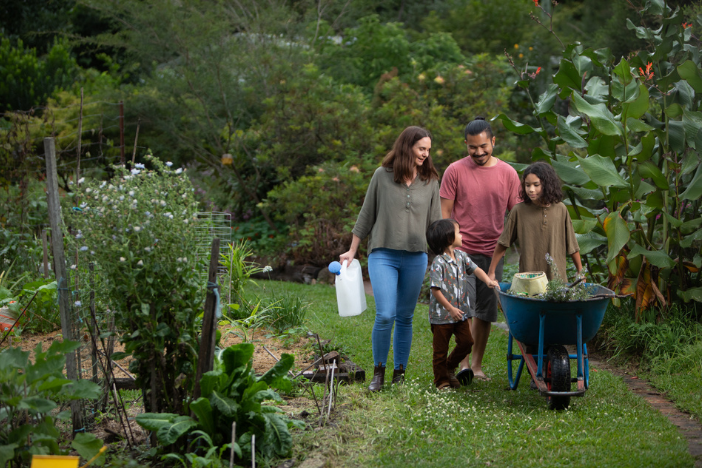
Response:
[340,126,441,391]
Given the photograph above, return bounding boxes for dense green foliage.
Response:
[136,343,302,465]
[0,341,104,467]
[64,156,204,415]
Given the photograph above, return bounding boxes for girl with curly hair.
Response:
[487,161,583,281]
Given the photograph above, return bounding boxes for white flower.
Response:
[177,267,182,272]
[119,195,124,201]
[145,247,151,252]
[184,219,189,224]
[70,264,77,270]
[177,257,182,263]
[120,257,126,262]
[80,246,88,251]
[78,177,85,184]
[86,188,92,193]
[131,168,141,175]
[100,181,106,188]
[134,226,141,232]
[90,251,95,255]
[166,161,173,167]
[129,190,135,197]
[175,168,183,174]
[160,200,166,206]
[137,260,143,266]
[102,196,108,202]
[74,301,82,307]
[262,265,273,273]
[80,202,88,208]
[145,211,151,216]
[75,233,83,239]
[182,257,187,262]
[135,163,145,169]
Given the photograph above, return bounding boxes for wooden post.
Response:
[89,263,99,384]
[41,229,49,278]
[44,137,84,434]
[76,87,83,181]
[131,118,140,166]
[119,101,125,166]
[194,238,220,399]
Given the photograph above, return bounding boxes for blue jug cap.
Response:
[328,261,342,275]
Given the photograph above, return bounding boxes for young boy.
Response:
[426,219,499,389]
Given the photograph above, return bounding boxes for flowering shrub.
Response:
[65,155,203,415]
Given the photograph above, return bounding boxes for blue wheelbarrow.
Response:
[496,282,615,410]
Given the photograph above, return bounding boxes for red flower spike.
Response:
[536,66,542,75]
[533,0,539,5]
[639,62,654,81]
[683,22,692,29]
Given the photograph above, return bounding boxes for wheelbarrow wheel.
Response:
[547,345,570,410]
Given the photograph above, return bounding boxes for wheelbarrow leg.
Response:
[507,332,525,390]
[536,313,545,379]
[575,314,585,392]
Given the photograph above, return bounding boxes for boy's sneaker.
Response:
[456,368,474,386]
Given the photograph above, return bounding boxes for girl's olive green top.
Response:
[352,167,442,254]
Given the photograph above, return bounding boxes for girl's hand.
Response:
[449,307,464,321]
[487,279,500,289]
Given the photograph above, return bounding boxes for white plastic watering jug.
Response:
[328,259,367,317]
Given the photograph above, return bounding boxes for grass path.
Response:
[254,281,693,467]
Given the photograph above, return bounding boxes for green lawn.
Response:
[252,281,693,468]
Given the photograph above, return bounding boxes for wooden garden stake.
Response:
[229,422,236,468]
[131,118,140,165]
[251,435,256,468]
[194,238,221,399]
[76,87,83,181]
[44,137,84,435]
[119,101,125,165]
[41,229,49,278]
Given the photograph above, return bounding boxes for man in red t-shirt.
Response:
[440,117,521,381]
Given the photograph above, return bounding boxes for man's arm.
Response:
[441,197,454,219]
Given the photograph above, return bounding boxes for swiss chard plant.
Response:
[495,0,702,317]
[136,343,303,465]
[0,341,104,467]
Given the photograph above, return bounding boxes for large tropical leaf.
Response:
[603,212,630,264]
[156,416,198,445]
[622,85,649,120]
[535,84,559,115]
[71,433,105,466]
[680,163,702,201]
[262,413,293,458]
[677,287,702,303]
[135,412,180,432]
[492,114,540,134]
[575,231,607,255]
[557,115,587,148]
[571,92,622,136]
[627,243,675,270]
[637,161,668,189]
[579,155,628,188]
[190,398,215,437]
[259,353,294,392]
[677,60,702,93]
[554,59,582,98]
[222,343,255,376]
[682,108,702,150]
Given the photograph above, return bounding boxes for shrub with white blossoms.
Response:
[65,154,202,415]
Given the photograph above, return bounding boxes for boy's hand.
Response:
[449,307,464,321]
[487,279,499,289]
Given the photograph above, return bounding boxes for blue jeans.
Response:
[368,249,428,370]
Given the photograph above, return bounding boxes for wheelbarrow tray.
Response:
[497,283,613,347]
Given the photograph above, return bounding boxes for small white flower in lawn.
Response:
[175,168,183,174]
[80,202,88,208]
[76,232,83,239]
[129,190,135,196]
[262,265,273,273]
[145,247,151,252]
[120,257,126,262]
[135,163,145,169]
[166,161,173,167]
[131,169,141,175]
[86,188,92,193]
[69,180,74,185]
[145,211,151,216]
[102,196,108,202]
[160,200,166,206]
[78,177,85,184]
[154,238,159,243]
[80,246,88,251]
[177,257,182,263]
[137,260,143,266]
[75,301,82,307]
[183,257,187,262]
[70,264,77,269]
[183,219,189,224]
[91,251,95,255]
[134,226,141,232]
[100,181,106,188]
[119,196,124,201]
[177,267,182,272]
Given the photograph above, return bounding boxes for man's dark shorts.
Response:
[465,253,503,323]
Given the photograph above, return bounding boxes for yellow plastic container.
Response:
[510,272,548,296]
[31,455,80,468]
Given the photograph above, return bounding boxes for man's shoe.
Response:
[391,364,405,384]
[368,364,385,392]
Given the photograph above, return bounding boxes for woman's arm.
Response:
[431,288,464,321]
[340,234,361,266]
[487,244,508,281]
